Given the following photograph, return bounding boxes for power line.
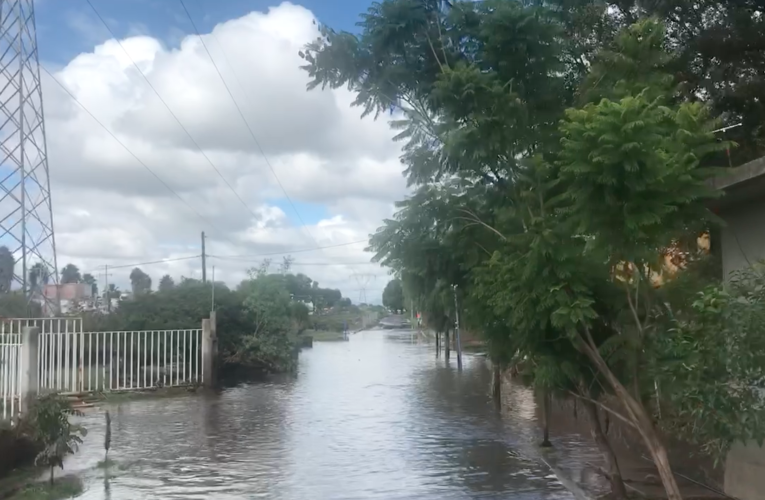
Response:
[177,0,323,250]
[84,0,265,226]
[207,239,368,259]
[88,255,201,273]
[40,64,238,246]
[208,256,379,266]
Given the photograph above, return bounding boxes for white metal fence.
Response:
[0,318,204,423]
[0,333,21,422]
[54,329,204,392]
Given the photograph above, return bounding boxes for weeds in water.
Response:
[11,475,83,500]
[104,410,112,461]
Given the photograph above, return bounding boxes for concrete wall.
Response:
[725,441,765,500]
[720,197,765,278]
[719,198,765,499]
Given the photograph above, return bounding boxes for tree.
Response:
[552,0,765,167]
[129,268,152,295]
[60,264,81,284]
[304,4,765,498]
[158,275,175,292]
[82,273,98,297]
[105,284,120,300]
[0,246,14,293]
[382,279,405,312]
[547,20,728,499]
[29,263,51,294]
[27,393,87,484]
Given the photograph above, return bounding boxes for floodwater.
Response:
[65,329,605,499]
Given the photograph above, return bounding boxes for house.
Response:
[42,282,94,315]
[709,155,765,500]
[710,155,765,278]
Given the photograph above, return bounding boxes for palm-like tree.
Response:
[60,264,81,284]
[0,246,15,293]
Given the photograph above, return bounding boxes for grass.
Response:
[5,475,83,500]
[301,329,348,342]
[0,466,46,499]
[93,385,200,402]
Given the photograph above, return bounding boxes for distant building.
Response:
[42,283,94,315]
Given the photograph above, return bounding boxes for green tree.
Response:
[29,262,50,294]
[60,264,81,284]
[553,0,765,167]
[105,284,120,300]
[158,275,175,292]
[0,246,15,293]
[26,394,87,484]
[129,268,152,295]
[82,273,98,297]
[549,20,728,499]
[382,279,405,312]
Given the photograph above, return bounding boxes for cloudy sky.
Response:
[16,0,407,304]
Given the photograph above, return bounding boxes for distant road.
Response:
[379,314,411,329]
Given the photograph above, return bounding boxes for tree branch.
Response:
[568,390,638,430]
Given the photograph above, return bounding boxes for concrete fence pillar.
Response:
[19,326,39,415]
[201,312,217,389]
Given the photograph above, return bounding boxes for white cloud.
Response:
[38,2,405,303]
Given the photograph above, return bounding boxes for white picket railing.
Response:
[0,317,204,423]
[0,333,22,422]
[37,329,204,393]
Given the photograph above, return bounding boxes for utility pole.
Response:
[453,284,463,370]
[211,266,215,311]
[101,264,113,313]
[410,299,414,330]
[201,231,207,283]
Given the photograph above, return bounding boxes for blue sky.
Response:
[37,0,368,66]
[34,0,372,230]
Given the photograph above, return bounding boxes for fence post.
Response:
[19,326,40,415]
[201,314,217,389]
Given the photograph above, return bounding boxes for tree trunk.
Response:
[492,364,502,406]
[436,331,440,357]
[540,389,552,447]
[50,466,54,485]
[444,328,451,361]
[581,397,628,499]
[581,334,683,500]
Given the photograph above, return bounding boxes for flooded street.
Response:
[66,329,603,499]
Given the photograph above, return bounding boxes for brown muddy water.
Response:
[62,329,606,499]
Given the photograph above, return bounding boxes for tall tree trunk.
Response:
[492,364,502,406]
[436,331,440,357]
[540,388,552,447]
[580,332,683,500]
[581,397,628,499]
[444,328,451,361]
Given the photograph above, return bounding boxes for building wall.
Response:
[720,197,765,279]
[719,198,765,499]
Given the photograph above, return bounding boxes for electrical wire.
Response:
[177,1,383,297]
[208,239,367,259]
[40,64,238,246]
[86,239,369,273]
[208,255,378,266]
[87,255,202,273]
[84,0,266,225]
[177,0,325,251]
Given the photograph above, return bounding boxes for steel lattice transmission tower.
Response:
[0,0,59,305]
[352,273,374,305]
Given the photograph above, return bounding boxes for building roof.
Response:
[710,156,765,212]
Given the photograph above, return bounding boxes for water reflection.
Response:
[68,329,599,499]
